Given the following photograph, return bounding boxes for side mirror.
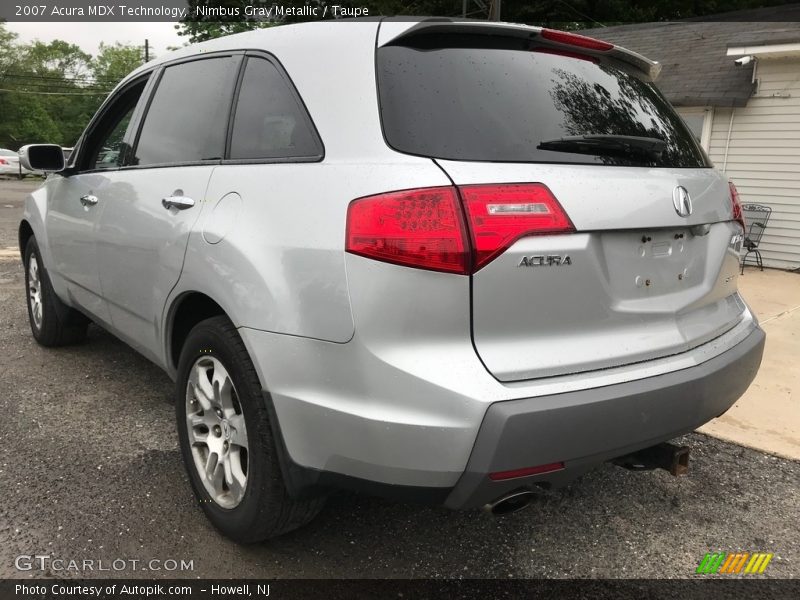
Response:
[19,144,65,173]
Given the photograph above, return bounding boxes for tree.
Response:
[176,0,275,43]
[93,42,146,86]
[11,41,96,147]
[1,101,63,147]
[15,40,92,80]
[0,32,144,149]
[0,23,18,72]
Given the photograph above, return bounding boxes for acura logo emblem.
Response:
[673,186,693,217]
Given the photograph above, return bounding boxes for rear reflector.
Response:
[729,181,746,231]
[489,462,565,481]
[346,184,574,274]
[345,186,469,274]
[540,28,614,52]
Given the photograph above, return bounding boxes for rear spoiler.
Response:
[377,19,661,80]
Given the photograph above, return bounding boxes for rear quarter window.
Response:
[377,34,708,168]
[229,56,322,161]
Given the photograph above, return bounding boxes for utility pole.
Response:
[144,39,149,62]
[490,0,501,20]
[462,0,501,20]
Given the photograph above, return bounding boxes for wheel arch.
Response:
[19,220,35,256]
[166,291,229,372]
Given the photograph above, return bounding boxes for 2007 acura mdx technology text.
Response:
[18,19,765,542]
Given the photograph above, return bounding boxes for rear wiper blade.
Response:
[537,135,667,159]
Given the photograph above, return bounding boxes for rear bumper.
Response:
[445,324,765,509]
[241,310,764,505]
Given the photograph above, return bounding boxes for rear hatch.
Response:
[377,25,746,381]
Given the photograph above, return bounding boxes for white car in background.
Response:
[0,148,29,178]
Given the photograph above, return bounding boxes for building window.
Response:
[676,107,713,152]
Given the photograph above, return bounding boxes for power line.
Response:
[0,88,109,96]
[0,79,113,92]
[1,84,113,93]
[0,72,118,95]
[2,72,122,84]
[0,83,113,93]
[556,0,606,27]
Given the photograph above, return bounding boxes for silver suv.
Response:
[19,20,765,542]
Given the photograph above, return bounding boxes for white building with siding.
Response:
[588,17,800,270]
[709,54,800,269]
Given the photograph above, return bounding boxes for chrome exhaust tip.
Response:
[483,490,536,516]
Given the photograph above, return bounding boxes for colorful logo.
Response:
[696,552,773,575]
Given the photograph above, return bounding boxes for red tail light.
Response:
[345,186,469,274]
[540,28,614,52]
[729,181,746,231]
[460,183,575,271]
[0,158,8,165]
[345,183,574,274]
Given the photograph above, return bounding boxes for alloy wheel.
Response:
[28,255,43,330]
[185,356,249,508]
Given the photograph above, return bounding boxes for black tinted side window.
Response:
[134,57,238,166]
[80,78,147,171]
[229,57,321,160]
[93,107,135,170]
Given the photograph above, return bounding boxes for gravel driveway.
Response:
[0,179,797,579]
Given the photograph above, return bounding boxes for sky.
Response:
[6,22,185,57]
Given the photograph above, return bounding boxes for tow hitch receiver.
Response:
[612,442,690,476]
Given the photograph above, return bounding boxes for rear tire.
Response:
[24,237,89,346]
[176,316,325,542]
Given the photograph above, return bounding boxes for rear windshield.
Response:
[377,34,709,168]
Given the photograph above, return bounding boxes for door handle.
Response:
[80,194,99,207]
[162,192,195,211]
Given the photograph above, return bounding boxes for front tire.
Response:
[176,316,325,542]
[24,237,89,346]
